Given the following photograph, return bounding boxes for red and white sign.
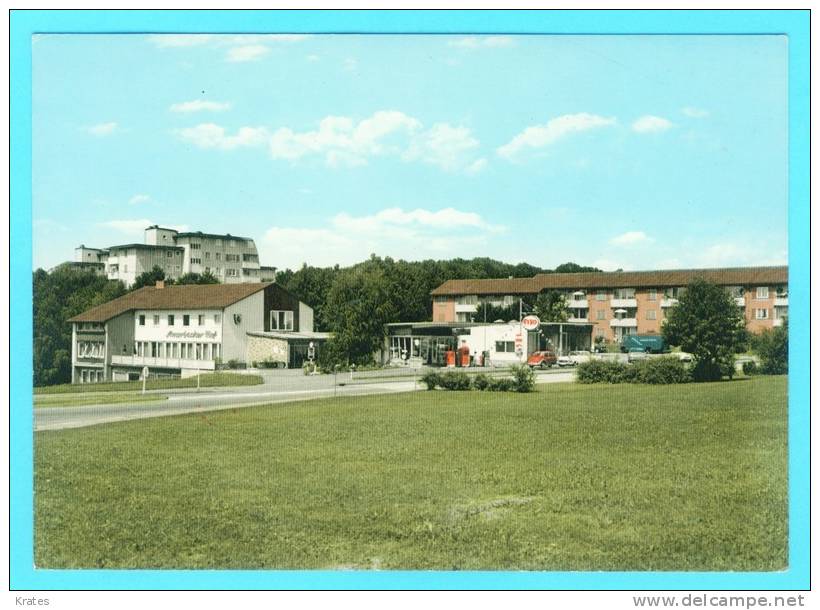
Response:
[521,315,541,331]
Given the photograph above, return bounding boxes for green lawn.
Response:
[34,392,168,408]
[34,376,787,570]
[34,372,262,395]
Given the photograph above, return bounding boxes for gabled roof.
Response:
[69,283,272,323]
[431,266,789,296]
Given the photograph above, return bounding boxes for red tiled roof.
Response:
[68,283,271,323]
[431,266,788,296]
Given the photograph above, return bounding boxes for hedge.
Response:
[420,365,535,393]
[577,357,691,385]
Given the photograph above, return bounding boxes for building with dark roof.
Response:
[430,265,788,343]
[69,224,268,287]
[68,282,326,383]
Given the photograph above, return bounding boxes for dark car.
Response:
[527,350,557,369]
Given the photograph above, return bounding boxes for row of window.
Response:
[447,286,787,305]
[134,341,222,361]
[77,341,105,359]
[138,313,221,327]
[79,369,104,383]
[271,310,294,331]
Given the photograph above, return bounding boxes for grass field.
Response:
[34,376,787,570]
[34,392,168,408]
[34,372,262,395]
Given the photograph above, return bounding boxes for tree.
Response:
[662,278,747,381]
[752,318,788,374]
[533,290,569,322]
[475,301,519,323]
[553,262,602,274]
[322,264,398,365]
[33,266,126,386]
[176,271,219,285]
[131,265,170,290]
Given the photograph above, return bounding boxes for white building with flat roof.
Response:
[69,225,268,287]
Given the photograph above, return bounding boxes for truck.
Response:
[619,335,667,354]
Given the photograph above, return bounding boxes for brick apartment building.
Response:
[430,266,788,343]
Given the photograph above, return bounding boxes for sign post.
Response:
[141,366,149,395]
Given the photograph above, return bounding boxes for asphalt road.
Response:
[34,368,576,432]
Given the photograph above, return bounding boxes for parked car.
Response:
[556,354,573,367]
[627,348,649,363]
[568,350,592,365]
[527,350,557,369]
[671,351,694,362]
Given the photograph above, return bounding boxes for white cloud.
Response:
[592,258,626,272]
[448,36,515,49]
[129,194,151,205]
[306,54,320,62]
[403,123,480,171]
[98,219,154,236]
[262,207,505,269]
[148,34,214,48]
[179,111,484,172]
[609,231,654,246]
[497,113,616,159]
[175,123,268,150]
[169,99,231,113]
[87,122,119,137]
[269,111,421,166]
[682,106,709,118]
[632,115,674,133]
[227,44,270,62]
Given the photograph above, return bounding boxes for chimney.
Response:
[155,280,165,289]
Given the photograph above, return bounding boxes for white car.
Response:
[671,351,694,362]
[557,351,592,367]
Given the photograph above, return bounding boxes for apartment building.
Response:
[70,225,267,287]
[431,266,788,343]
[67,281,326,383]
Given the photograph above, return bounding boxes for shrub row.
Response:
[421,364,535,393]
[576,357,691,385]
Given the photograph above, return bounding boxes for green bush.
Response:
[226,359,243,370]
[438,371,472,391]
[632,356,691,384]
[576,360,627,384]
[487,377,516,392]
[752,319,788,375]
[743,360,759,376]
[420,371,441,390]
[472,373,492,391]
[509,364,536,393]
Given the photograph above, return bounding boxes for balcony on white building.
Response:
[774,297,789,307]
[773,319,784,327]
[610,318,638,328]
[610,298,637,308]
[735,297,746,307]
[661,298,679,308]
[111,355,216,371]
[568,315,589,323]
[567,298,589,309]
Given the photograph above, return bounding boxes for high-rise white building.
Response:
[69,225,272,287]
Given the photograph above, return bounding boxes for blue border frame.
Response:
[10,9,810,590]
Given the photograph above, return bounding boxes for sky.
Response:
[32,34,788,273]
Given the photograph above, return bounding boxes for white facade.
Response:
[457,323,535,366]
[73,225,267,287]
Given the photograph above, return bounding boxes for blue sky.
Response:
[32,34,788,272]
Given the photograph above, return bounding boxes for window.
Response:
[168,314,175,326]
[214,314,221,324]
[191,258,202,265]
[596,310,606,320]
[175,251,181,257]
[270,310,294,331]
[183,315,190,326]
[614,288,636,299]
[190,243,201,250]
[495,341,515,353]
[646,310,657,320]
[153,314,160,325]
[215,252,222,261]
[225,254,240,262]
[596,291,607,301]
[755,308,769,320]
[205,252,211,259]
[756,286,769,299]
[648,289,657,301]
[198,314,204,326]
[775,285,788,297]
[457,295,478,305]
[166,251,173,258]
[139,314,145,326]
[205,267,211,273]
[226,268,238,277]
